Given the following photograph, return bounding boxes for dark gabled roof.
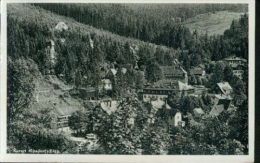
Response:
[78,87,97,92]
[143,87,177,91]
[153,79,179,89]
[160,66,186,76]
[190,68,204,75]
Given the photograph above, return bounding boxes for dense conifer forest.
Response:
[7,3,249,155]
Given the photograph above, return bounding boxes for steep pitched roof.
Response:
[190,67,205,75]
[110,68,117,76]
[193,108,205,116]
[217,82,232,95]
[160,66,186,76]
[78,87,97,92]
[153,79,179,88]
[210,104,224,117]
[215,94,232,100]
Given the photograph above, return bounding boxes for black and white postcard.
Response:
[0,0,255,162]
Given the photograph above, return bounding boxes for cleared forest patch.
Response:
[184,11,244,36]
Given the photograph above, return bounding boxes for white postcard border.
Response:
[0,0,255,162]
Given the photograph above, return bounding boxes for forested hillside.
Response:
[36,3,247,40]
[8,4,179,87]
[36,4,247,49]
[35,3,248,63]
[7,3,249,155]
[8,3,248,97]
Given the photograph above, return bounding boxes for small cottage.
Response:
[101,79,112,91]
[100,99,118,115]
[217,82,233,96]
[193,108,205,118]
[224,56,247,68]
[160,65,188,84]
[53,106,81,131]
[233,69,244,79]
[168,111,185,127]
[190,67,206,77]
[70,87,99,100]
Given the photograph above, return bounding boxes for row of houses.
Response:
[142,81,195,102]
[53,81,236,131]
[224,55,247,80]
[142,80,235,128]
[53,60,243,130]
[142,61,200,128]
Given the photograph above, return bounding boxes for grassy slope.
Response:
[184,11,244,36]
[30,73,84,116]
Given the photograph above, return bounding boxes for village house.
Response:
[208,94,233,117]
[100,98,118,115]
[160,65,188,84]
[178,81,194,94]
[108,68,118,77]
[142,87,174,103]
[52,106,81,131]
[56,115,70,130]
[193,107,205,118]
[216,82,233,96]
[224,56,247,80]
[212,94,232,109]
[208,82,234,117]
[168,111,185,127]
[233,69,244,79]
[143,81,194,103]
[79,87,99,100]
[190,67,206,78]
[106,67,128,79]
[69,87,99,100]
[100,79,112,92]
[192,85,209,96]
[224,55,247,68]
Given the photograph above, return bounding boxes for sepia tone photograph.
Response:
[5,1,252,158]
